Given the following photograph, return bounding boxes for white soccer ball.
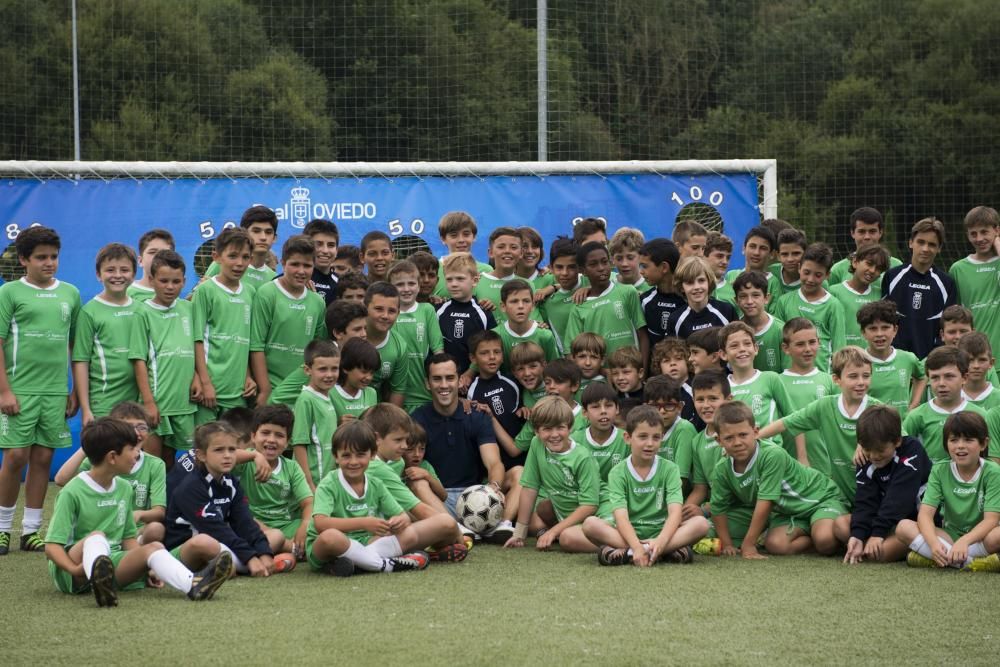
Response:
[456,484,504,534]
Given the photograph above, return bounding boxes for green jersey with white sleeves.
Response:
[0,278,80,396]
[373,329,407,396]
[79,450,166,514]
[902,399,987,465]
[751,314,787,373]
[329,384,378,423]
[606,455,683,539]
[770,289,846,373]
[714,279,738,310]
[393,302,444,410]
[204,260,277,291]
[72,296,140,416]
[922,459,1000,541]
[519,439,600,520]
[250,281,326,388]
[127,299,196,416]
[950,255,1000,370]
[727,370,795,446]
[525,270,558,293]
[867,348,924,418]
[307,470,403,546]
[234,454,312,524]
[828,281,881,348]
[495,321,559,375]
[563,282,646,357]
[473,272,543,325]
[292,385,338,484]
[192,277,254,405]
[767,267,801,300]
[45,473,137,550]
[515,404,589,451]
[778,368,837,476]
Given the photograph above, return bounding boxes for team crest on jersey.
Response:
[898,369,908,386]
[453,319,465,338]
[132,480,148,508]
[182,316,191,336]
[416,322,425,343]
[305,315,315,335]
[655,488,664,510]
[766,349,776,367]
[751,394,764,414]
[382,361,391,378]
[491,394,504,415]
[816,385,827,399]
[661,312,669,330]
[912,291,922,310]
[0,414,8,436]
[613,300,624,319]
[60,302,70,322]
[116,500,128,526]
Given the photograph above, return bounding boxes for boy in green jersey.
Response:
[574,382,629,498]
[680,372,734,532]
[705,232,737,308]
[202,206,279,290]
[250,236,327,406]
[643,376,696,477]
[940,305,974,346]
[306,421,463,576]
[686,327,726,376]
[0,226,81,553]
[45,418,232,605]
[725,226,778,295]
[510,342,547,411]
[609,227,650,293]
[828,244,889,347]
[388,260,444,411]
[564,241,649,364]
[402,422,447,505]
[895,411,1000,570]
[734,270,786,373]
[502,396,600,553]
[759,346,879,505]
[128,249,197,463]
[234,405,312,559]
[673,220,708,259]
[778,319,837,474]
[73,243,140,424]
[570,332,606,398]
[331,338,379,425]
[958,332,1000,410]
[828,207,903,284]
[334,272,369,304]
[361,231,394,283]
[193,229,256,425]
[127,229,174,303]
[410,251,440,304]
[538,237,588,354]
[950,206,1000,371]
[903,346,986,464]
[769,228,805,300]
[582,405,709,566]
[493,279,559,377]
[516,227,557,295]
[711,401,850,559]
[858,300,925,417]
[513,359,588,451]
[720,322,798,452]
[433,211,493,299]
[291,340,340,491]
[608,345,645,401]
[770,243,846,373]
[55,402,167,545]
[473,227,523,319]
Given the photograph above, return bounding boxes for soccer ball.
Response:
[456,484,504,534]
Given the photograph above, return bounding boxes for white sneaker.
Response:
[483,520,514,544]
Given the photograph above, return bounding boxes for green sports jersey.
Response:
[519,439,600,519]
[770,289,846,373]
[46,473,137,550]
[922,460,1000,541]
[541,276,589,355]
[127,299,196,416]
[192,277,254,404]
[728,370,795,447]
[950,255,1000,371]
[415,460,439,480]
[522,384,547,408]
[574,426,629,482]
[234,454,312,525]
[714,280,738,310]
[435,260,493,299]
[726,268,778,295]
[828,255,903,286]
[710,443,844,519]
[268,367,308,407]
[828,281,881,347]
[72,296,140,416]
[204,260,277,290]
[782,394,882,505]
[515,404,589,451]
[606,455,683,534]
[867,348,924,417]
[126,282,155,303]
[750,315,787,373]
[307,470,404,545]
[79,450,166,512]
[690,430,722,486]
[393,302,444,410]
[473,272,543,325]
[373,329,407,397]
[495,322,559,375]
[767,266,801,300]
[524,270,558,293]
[250,281,326,388]
[963,385,1000,412]
[563,282,646,357]
[292,385,339,483]
[366,457,419,511]
[658,416,696,465]
[329,384,378,423]
[778,369,837,476]
[0,278,80,396]
[902,399,987,465]
[613,273,650,294]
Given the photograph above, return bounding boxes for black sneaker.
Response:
[322,556,356,577]
[664,546,694,564]
[89,554,118,608]
[0,531,10,556]
[388,551,429,572]
[598,546,633,566]
[482,521,514,545]
[20,532,45,552]
[187,551,233,601]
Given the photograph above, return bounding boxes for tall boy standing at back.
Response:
[127,229,174,303]
[433,211,493,299]
[828,207,902,284]
[203,206,280,290]
[0,226,81,554]
[638,238,684,349]
[950,206,1000,370]
[302,218,340,305]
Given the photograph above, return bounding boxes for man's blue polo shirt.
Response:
[410,402,496,489]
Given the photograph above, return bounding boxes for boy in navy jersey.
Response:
[638,238,684,348]
[437,252,495,375]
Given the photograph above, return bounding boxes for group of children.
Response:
[3,202,1000,607]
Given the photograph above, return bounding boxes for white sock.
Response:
[0,505,14,532]
[964,541,989,566]
[344,540,388,572]
[369,536,402,559]
[625,548,634,557]
[21,507,43,533]
[909,535,932,559]
[219,544,248,574]
[81,534,111,579]
[147,548,193,593]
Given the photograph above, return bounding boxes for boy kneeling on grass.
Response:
[306,421,462,577]
[582,405,709,566]
[710,401,851,559]
[45,418,232,607]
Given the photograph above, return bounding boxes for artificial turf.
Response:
[1,487,999,666]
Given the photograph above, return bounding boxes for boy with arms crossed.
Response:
[0,226,80,553]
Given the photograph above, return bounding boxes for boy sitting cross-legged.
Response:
[582,405,710,566]
[46,418,232,606]
[710,401,851,559]
[306,421,462,576]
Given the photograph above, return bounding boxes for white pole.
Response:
[536,0,548,162]
[71,0,81,161]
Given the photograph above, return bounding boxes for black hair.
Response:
[252,404,295,435]
[576,240,609,267]
[240,205,279,233]
[15,225,60,259]
[549,236,578,266]
[639,238,680,272]
[81,417,137,465]
[326,299,368,335]
[150,249,185,277]
[303,218,340,242]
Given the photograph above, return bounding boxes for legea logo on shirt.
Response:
[613,300,624,319]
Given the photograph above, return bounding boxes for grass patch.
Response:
[1,487,999,665]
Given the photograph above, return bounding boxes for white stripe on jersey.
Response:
[706,304,730,325]
[497,372,521,405]
[471,302,490,328]
[673,308,691,336]
[928,269,949,304]
[887,265,912,296]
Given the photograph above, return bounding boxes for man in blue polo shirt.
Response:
[411,353,512,542]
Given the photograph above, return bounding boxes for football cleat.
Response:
[388,551,430,572]
[0,531,10,556]
[427,542,469,563]
[664,546,694,564]
[482,520,514,545]
[20,532,45,552]
[273,552,296,573]
[89,554,118,608]
[693,538,721,556]
[598,546,633,566]
[967,553,1000,573]
[906,551,936,568]
[322,556,356,578]
[188,551,233,600]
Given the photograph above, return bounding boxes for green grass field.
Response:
[2,488,999,666]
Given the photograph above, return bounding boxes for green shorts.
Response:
[769,499,849,533]
[266,518,302,541]
[49,550,144,594]
[156,413,195,452]
[194,401,246,427]
[706,506,755,547]
[0,394,72,448]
